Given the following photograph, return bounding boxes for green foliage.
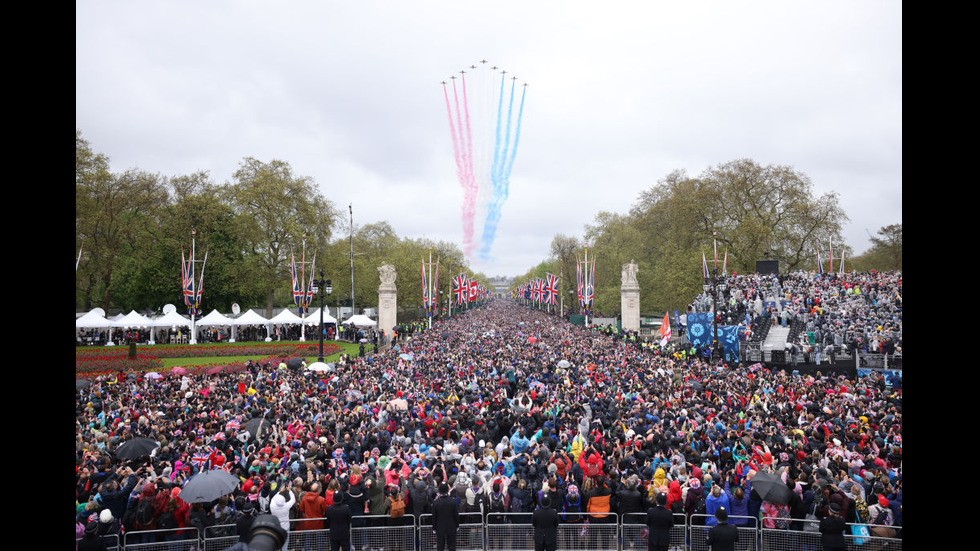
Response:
[848,223,902,271]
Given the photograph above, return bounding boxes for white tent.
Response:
[111,310,154,328]
[76,308,113,329]
[193,309,236,343]
[269,309,304,325]
[302,308,338,325]
[196,309,235,326]
[151,310,192,327]
[232,309,271,342]
[233,309,269,325]
[342,314,377,327]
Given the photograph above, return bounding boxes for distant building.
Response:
[488,276,513,299]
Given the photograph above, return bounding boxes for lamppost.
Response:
[311,271,332,363]
[703,232,727,361]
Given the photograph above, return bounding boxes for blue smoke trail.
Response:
[480,78,524,261]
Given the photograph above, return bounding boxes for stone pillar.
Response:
[377,263,398,341]
[621,260,640,332]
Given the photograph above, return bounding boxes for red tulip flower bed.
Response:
[75,342,343,380]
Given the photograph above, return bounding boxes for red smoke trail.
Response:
[444,83,475,254]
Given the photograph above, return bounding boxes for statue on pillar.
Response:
[622,260,638,286]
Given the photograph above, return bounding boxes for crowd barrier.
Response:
[94,511,902,551]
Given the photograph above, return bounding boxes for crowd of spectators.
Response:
[76,276,902,548]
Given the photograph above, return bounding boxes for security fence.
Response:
[88,511,902,550]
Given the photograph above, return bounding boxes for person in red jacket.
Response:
[579,445,604,479]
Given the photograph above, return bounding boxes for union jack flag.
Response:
[291,253,304,309]
[182,251,195,311]
[453,274,468,304]
[303,253,317,313]
[191,451,210,469]
[421,262,430,315]
[225,419,241,432]
[576,262,585,307]
[546,273,559,305]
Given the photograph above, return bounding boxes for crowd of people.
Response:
[75,273,902,549]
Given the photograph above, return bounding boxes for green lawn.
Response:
[82,340,367,371]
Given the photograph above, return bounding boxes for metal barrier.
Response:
[202,524,240,551]
[278,514,415,551]
[843,522,903,550]
[122,526,199,551]
[419,513,485,551]
[687,514,758,551]
[621,512,687,551]
[477,511,619,551]
[112,511,902,550]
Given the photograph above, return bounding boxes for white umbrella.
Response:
[306,362,331,372]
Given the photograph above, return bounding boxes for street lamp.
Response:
[703,231,727,361]
[311,271,332,363]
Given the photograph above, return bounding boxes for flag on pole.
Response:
[182,250,196,314]
[453,274,468,304]
[702,251,710,279]
[546,273,559,305]
[659,312,671,346]
[468,279,478,302]
[816,248,824,275]
[421,262,430,316]
[303,253,316,313]
[838,249,845,274]
[722,250,728,277]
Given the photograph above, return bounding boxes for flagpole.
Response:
[584,245,590,327]
[189,229,198,344]
[300,234,307,342]
[349,204,355,320]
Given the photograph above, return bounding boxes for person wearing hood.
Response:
[269,483,296,550]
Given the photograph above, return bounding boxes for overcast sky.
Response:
[76,1,902,279]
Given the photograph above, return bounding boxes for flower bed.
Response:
[75,342,344,380]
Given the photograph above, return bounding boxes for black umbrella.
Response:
[751,471,793,505]
[286,357,304,370]
[76,379,92,390]
[113,437,159,460]
[179,469,240,503]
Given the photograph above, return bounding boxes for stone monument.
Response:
[621,260,640,332]
[377,263,397,339]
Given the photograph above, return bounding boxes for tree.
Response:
[850,223,902,271]
[76,131,168,311]
[225,158,338,315]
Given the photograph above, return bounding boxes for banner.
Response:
[686,312,713,347]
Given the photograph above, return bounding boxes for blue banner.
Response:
[719,326,742,359]
[687,312,712,346]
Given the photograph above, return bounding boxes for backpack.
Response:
[509,492,525,513]
[389,495,406,518]
[691,493,707,525]
[774,504,791,529]
[136,498,155,528]
[489,492,506,514]
[157,510,178,531]
[563,492,583,522]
